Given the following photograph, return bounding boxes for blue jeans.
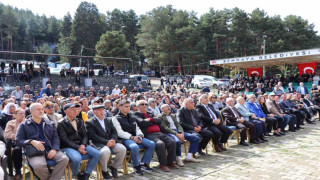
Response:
[63,145,101,176]
[281,115,291,131]
[167,129,200,156]
[123,138,156,167]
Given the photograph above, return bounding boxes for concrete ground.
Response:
[110,121,320,180]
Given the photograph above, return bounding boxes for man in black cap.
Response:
[57,103,101,180]
[87,97,112,118]
[86,105,126,179]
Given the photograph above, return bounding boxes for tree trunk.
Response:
[0,31,3,50]
[10,32,13,51]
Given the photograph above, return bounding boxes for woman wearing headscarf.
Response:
[0,103,16,130]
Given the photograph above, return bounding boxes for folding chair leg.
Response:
[183,141,187,156]
[68,163,72,180]
[64,168,68,180]
[236,130,240,145]
[123,157,128,175]
[30,169,34,180]
[22,166,26,180]
[96,164,101,180]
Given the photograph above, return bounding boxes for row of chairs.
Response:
[22,154,127,180]
[21,115,247,180]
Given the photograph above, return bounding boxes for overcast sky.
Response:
[2,0,320,33]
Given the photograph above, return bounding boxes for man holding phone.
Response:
[112,100,156,176]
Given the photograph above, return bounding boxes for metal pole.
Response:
[45,55,48,78]
[79,45,84,67]
[131,60,133,74]
[263,39,266,76]
[87,59,89,78]
[124,60,127,77]
[263,40,266,55]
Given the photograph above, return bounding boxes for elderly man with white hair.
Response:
[221,98,257,146]
[158,104,200,166]
[196,94,232,152]
[177,98,214,155]
[235,96,267,144]
[16,103,69,180]
[297,82,309,98]
[112,85,121,95]
[133,100,178,172]
[11,86,23,102]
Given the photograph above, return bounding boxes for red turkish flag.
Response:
[297,62,317,76]
[247,67,262,77]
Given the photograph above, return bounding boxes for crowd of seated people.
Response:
[0,78,318,180]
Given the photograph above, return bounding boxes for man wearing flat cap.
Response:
[57,103,101,180]
[86,105,126,179]
[87,97,112,118]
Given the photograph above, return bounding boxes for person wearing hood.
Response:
[147,98,161,116]
[0,103,16,130]
[171,96,181,109]
[57,100,68,117]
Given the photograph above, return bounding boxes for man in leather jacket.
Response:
[57,103,101,180]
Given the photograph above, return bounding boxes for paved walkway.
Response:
[114,122,320,180]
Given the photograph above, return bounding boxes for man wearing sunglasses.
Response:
[43,101,63,125]
[133,100,178,172]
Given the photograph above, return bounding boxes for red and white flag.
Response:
[247,67,262,77]
[297,62,317,76]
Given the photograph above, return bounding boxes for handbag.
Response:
[25,144,45,157]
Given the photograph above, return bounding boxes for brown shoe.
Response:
[214,145,223,152]
[160,165,170,172]
[218,144,227,151]
[14,174,21,180]
[168,163,180,169]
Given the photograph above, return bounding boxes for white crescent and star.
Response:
[303,67,314,73]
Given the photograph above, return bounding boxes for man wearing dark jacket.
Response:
[253,83,265,97]
[16,103,69,180]
[112,100,155,176]
[158,104,200,165]
[221,98,256,146]
[86,105,126,179]
[177,98,214,155]
[196,94,232,152]
[133,100,178,172]
[57,103,101,180]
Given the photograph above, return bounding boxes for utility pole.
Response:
[87,59,89,78]
[79,45,84,67]
[131,59,133,74]
[263,40,266,55]
[262,39,266,76]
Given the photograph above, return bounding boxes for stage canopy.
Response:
[209,48,320,69]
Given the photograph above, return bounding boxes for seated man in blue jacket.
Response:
[246,94,282,136]
[16,103,69,180]
[235,96,267,143]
